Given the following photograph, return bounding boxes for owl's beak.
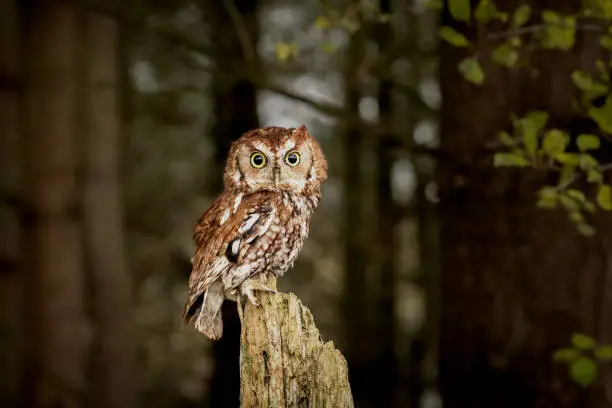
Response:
[272,167,281,186]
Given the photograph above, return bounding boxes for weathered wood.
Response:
[238,276,353,408]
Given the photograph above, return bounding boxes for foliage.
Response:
[429,0,612,387]
[553,333,612,387]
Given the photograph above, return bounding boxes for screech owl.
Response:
[182,125,328,340]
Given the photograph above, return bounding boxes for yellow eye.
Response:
[284,151,300,166]
[250,152,267,168]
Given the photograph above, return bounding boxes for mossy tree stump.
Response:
[237,276,353,408]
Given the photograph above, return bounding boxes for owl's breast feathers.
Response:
[183,189,316,319]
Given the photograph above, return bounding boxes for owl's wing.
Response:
[183,191,279,318]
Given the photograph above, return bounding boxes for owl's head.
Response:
[223,126,328,195]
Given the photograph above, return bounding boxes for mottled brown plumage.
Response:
[183,126,328,340]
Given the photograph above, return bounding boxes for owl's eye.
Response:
[250,152,267,168]
[284,151,300,166]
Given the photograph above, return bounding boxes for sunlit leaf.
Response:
[571,70,608,97]
[588,96,612,134]
[498,131,516,146]
[539,14,576,50]
[492,43,518,67]
[438,26,470,47]
[553,347,580,362]
[570,356,598,387]
[475,0,508,23]
[595,345,612,361]
[577,134,600,152]
[493,152,530,167]
[542,129,569,155]
[512,4,531,27]
[458,57,485,85]
[597,184,612,210]
[555,153,581,166]
[449,0,471,22]
[520,118,538,155]
[601,35,612,50]
[526,111,549,131]
[572,333,596,350]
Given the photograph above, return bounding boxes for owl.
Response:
[182,125,328,340]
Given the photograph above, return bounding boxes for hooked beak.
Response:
[273,167,281,186]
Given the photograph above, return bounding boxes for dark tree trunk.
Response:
[82,10,137,408]
[20,1,86,407]
[0,1,22,405]
[203,1,260,407]
[437,1,612,408]
[373,0,398,404]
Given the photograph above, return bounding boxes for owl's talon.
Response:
[239,280,277,307]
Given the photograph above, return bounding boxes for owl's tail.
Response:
[185,280,224,340]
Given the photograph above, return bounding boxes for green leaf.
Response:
[492,43,518,67]
[567,189,586,203]
[577,222,596,237]
[597,184,612,210]
[526,111,549,131]
[449,0,471,22]
[475,0,508,23]
[553,347,580,362]
[588,96,612,134]
[498,131,516,146]
[579,154,599,171]
[539,14,576,50]
[577,134,600,152]
[570,356,598,387]
[542,129,569,155]
[571,333,596,350]
[424,0,443,9]
[542,10,561,24]
[493,152,530,167]
[571,70,608,96]
[520,118,538,155]
[314,15,332,30]
[555,153,581,166]
[438,26,470,47]
[537,187,559,208]
[601,35,612,50]
[512,4,531,27]
[559,164,576,186]
[458,57,485,85]
[587,169,603,183]
[595,345,612,361]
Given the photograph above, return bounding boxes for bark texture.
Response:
[239,277,353,408]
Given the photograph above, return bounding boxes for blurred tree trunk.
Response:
[0,0,22,406]
[437,1,612,407]
[20,1,86,407]
[82,10,137,408]
[203,1,260,407]
[342,21,372,408]
[373,0,398,405]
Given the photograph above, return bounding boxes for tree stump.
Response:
[238,276,353,408]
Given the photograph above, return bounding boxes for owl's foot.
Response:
[239,279,277,307]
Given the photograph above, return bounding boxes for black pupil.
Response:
[253,154,264,166]
[288,153,298,164]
